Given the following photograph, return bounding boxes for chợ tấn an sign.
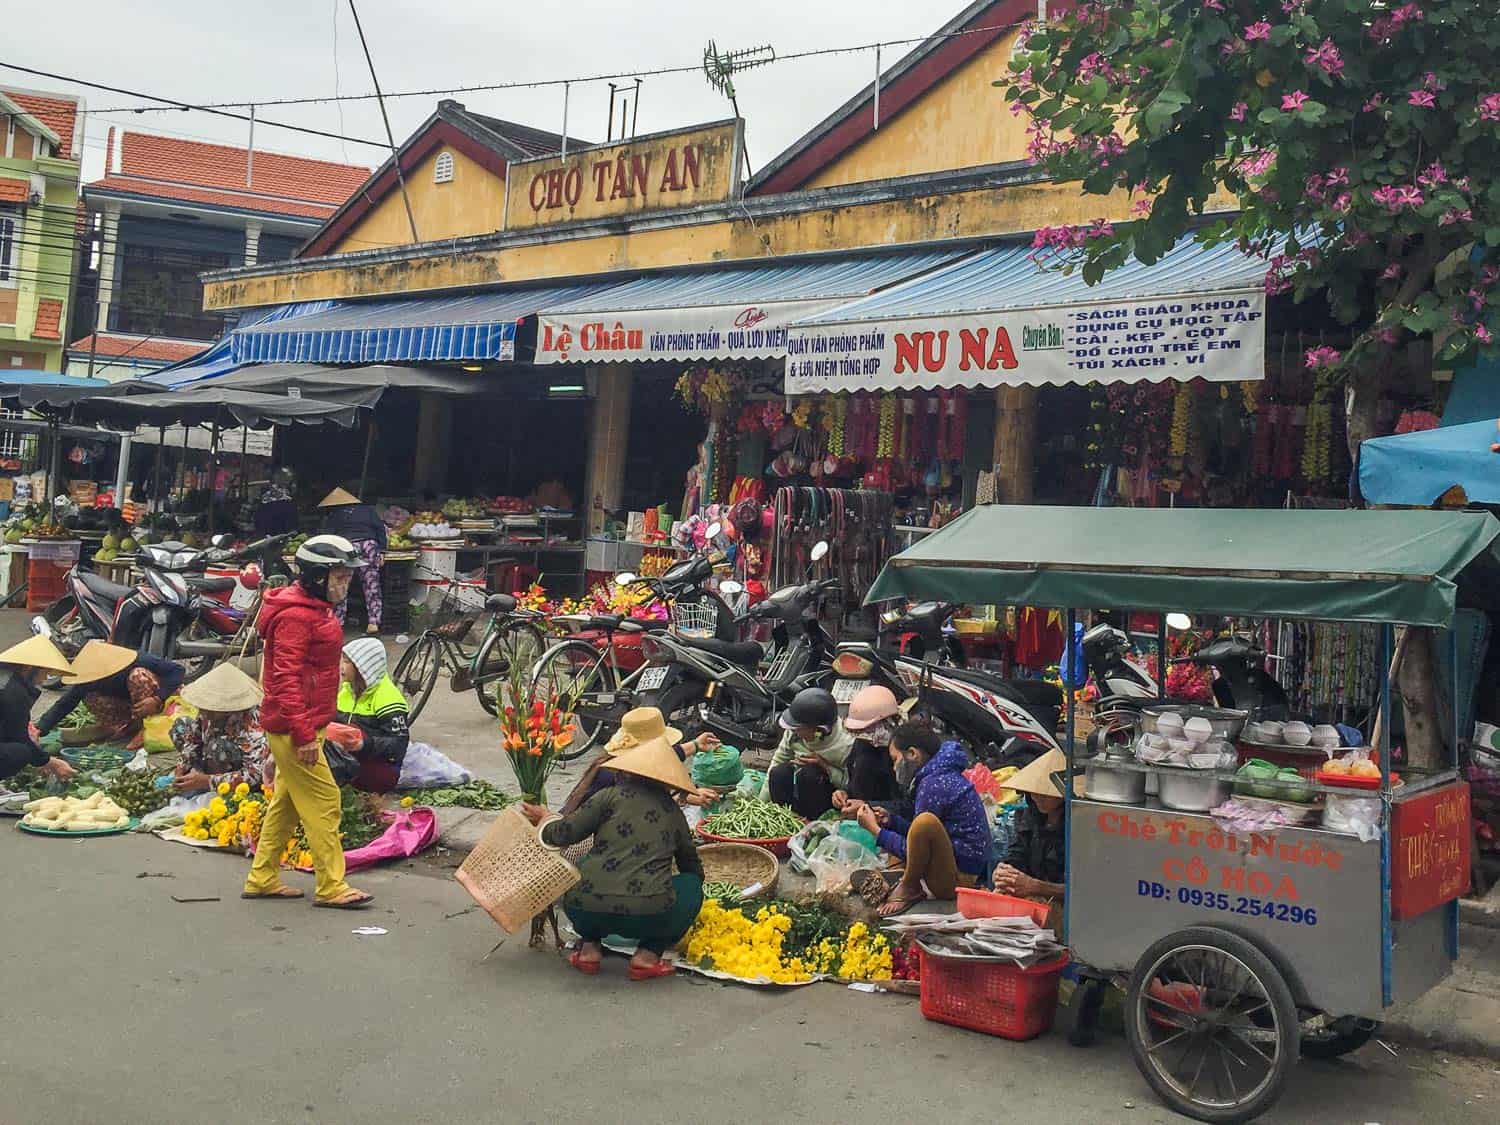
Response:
[504,120,743,231]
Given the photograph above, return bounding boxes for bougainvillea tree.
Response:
[1007,0,1500,446]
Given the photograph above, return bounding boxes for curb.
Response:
[1460,895,1500,930]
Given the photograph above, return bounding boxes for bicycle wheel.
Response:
[392,634,444,722]
[472,621,547,716]
[530,639,617,760]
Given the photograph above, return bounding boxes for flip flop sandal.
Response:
[241,887,305,901]
[628,960,676,981]
[568,951,601,976]
[312,892,374,910]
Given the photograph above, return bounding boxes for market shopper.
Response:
[318,487,387,635]
[325,637,409,793]
[832,684,902,806]
[560,706,721,815]
[0,635,77,783]
[851,723,992,917]
[991,748,1067,910]
[520,730,704,980]
[169,663,268,796]
[36,641,184,748]
[242,534,373,909]
[761,687,853,818]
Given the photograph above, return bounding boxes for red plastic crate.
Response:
[955,887,1050,926]
[917,947,1069,1040]
[26,558,69,612]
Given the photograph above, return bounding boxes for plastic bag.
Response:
[734,768,766,801]
[138,790,214,833]
[1323,794,1382,842]
[343,808,438,872]
[788,819,837,875]
[691,744,744,788]
[142,694,196,753]
[396,742,473,790]
[805,834,879,894]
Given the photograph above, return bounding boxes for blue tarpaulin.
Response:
[1359,418,1500,505]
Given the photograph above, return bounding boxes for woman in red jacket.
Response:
[243,535,373,909]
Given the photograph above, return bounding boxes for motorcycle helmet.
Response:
[294,533,366,602]
[237,561,263,591]
[780,686,839,734]
[844,685,900,732]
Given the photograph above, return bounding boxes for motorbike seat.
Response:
[680,635,763,668]
[935,665,1062,726]
[78,570,134,604]
[587,614,625,631]
[188,576,236,594]
[485,593,517,614]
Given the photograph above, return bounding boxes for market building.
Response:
[0,86,84,375]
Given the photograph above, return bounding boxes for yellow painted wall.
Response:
[806,31,1030,190]
[334,145,509,253]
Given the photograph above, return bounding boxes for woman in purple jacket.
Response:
[850,723,992,916]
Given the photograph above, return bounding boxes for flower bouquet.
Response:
[181,781,264,852]
[499,658,577,803]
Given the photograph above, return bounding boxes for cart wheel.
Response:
[1299,1016,1379,1060]
[1064,975,1110,1048]
[1124,926,1298,1124]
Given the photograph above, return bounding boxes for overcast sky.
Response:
[3,0,965,182]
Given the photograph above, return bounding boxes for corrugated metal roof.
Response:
[230,283,620,365]
[793,236,1269,326]
[543,250,966,314]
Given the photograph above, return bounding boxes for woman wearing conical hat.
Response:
[169,663,269,797]
[34,640,184,750]
[0,635,78,784]
[318,487,387,635]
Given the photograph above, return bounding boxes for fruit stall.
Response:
[865,504,1499,1124]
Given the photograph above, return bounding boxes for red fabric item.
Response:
[256,583,344,746]
[1014,608,1065,668]
[352,757,401,794]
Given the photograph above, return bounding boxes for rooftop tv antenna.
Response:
[703,39,775,175]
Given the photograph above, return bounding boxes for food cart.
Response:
[866,505,1500,1123]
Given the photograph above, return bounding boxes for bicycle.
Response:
[390,581,548,721]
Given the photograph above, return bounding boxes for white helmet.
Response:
[295,533,367,569]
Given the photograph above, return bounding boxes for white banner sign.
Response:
[783,292,1266,393]
[534,299,841,365]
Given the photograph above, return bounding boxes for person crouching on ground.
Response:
[169,663,269,796]
[324,637,409,793]
[761,687,852,818]
[242,535,373,910]
[36,640,184,749]
[0,635,77,784]
[831,684,902,808]
[520,731,704,980]
[851,723,992,917]
[991,748,1067,920]
[559,706,721,815]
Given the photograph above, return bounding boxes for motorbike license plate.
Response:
[832,679,865,704]
[637,666,669,691]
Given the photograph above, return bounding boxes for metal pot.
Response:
[1084,757,1147,804]
[1140,704,1249,742]
[1156,766,1233,812]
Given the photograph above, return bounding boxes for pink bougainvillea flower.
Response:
[1243,21,1272,41]
[1203,0,1224,9]
[1477,324,1494,345]
[1237,150,1276,178]
[1380,263,1403,281]
[1363,94,1387,113]
[1478,94,1500,122]
[1303,39,1344,78]
[1304,346,1342,370]
[1372,327,1400,345]
[1229,101,1248,122]
[1441,208,1475,227]
[1408,90,1437,108]
[1329,193,1352,214]
[1281,91,1310,111]
[1418,162,1448,188]
[1371,184,1425,211]
[1421,72,1447,92]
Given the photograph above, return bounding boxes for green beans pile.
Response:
[702,880,744,900]
[700,798,803,840]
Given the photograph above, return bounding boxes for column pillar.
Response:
[584,365,633,535]
[413,392,453,494]
[243,221,263,267]
[992,385,1038,504]
[95,204,121,333]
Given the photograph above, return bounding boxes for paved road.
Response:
[4,612,1499,1122]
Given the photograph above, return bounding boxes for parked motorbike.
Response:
[875,600,967,666]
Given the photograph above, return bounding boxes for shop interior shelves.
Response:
[1077,756,1460,801]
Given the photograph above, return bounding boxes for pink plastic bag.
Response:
[343,808,438,873]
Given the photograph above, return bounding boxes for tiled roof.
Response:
[0,178,27,204]
[86,132,369,219]
[4,90,79,158]
[32,299,64,340]
[464,110,589,159]
[67,334,207,363]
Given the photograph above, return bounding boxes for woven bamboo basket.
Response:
[455,809,580,933]
[697,842,780,899]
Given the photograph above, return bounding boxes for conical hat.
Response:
[1007,748,1070,800]
[604,707,682,755]
[606,735,696,793]
[0,634,73,675]
[179,662,263,712]
[318,487,361,508]
[63,640,138,685]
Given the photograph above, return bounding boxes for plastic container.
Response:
[25,556,70,611]
[917,946,1069,1040]
[956,887,1050,926]
[694,826,795,858]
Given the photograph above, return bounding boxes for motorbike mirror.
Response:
[704,521,723,541]
[29,616,53,639]
[211,533,232,548]
[880,608,903,625]
[615,572,638,587]
[719,580,744,596]
[1166,613,1194,632]
[809,540,830,563]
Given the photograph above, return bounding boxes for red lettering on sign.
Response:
[893,334,922,375]
[629,154,650,198]
[563,167,583,207]
[528,174,547,212]
[681,144,701,189]
[958,328,989,372]
[1392,782,1471,920]
[593,161,613,202]
[735,307,769,330]
[659,148,682,192]
[987,327,1020,370]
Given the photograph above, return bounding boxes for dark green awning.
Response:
[866,506,1500,627]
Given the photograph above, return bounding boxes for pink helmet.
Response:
[845,684,900,731]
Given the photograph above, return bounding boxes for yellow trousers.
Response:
[244,730,352,902]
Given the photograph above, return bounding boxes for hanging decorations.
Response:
[1301,397,1333,484]
[876,394,897,458]
[790,399,814,431]
[1169,383,1194,458]
[675,366,746,415]
[825,397,847,457]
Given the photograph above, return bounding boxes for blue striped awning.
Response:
[148,301,340,388]
[230,283,620,365]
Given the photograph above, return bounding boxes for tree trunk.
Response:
[1394,626,1446,769]
[1344,356,1393,467]
[993,385,1038,503]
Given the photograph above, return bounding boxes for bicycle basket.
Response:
[430,586,478,642]
[671,601,718,640]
